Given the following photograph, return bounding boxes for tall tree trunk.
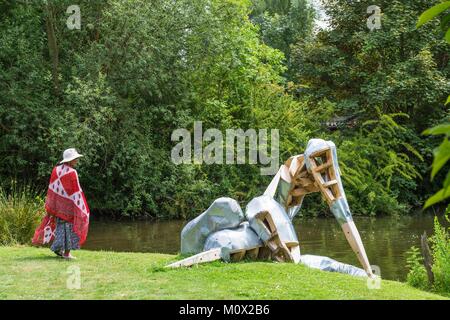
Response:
[45,3,59,95]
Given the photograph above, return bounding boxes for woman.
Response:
[33,148,90,259]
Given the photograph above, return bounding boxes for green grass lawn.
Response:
[0,246,447,300]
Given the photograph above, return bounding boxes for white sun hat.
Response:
[60,148,83,164]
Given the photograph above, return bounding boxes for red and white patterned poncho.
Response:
[32,164,90,246]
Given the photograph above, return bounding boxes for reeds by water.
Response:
[0,182,45,245]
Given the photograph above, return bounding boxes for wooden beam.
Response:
[323,180,338,187]
[230,250,246,262]
[246,247,260,260]
[314,161,332,172]
[296,177,315,187]
[309,148,329,158]
[288,155,304,177]
[290,188,308,197]
[258,247,272,261]
[165,248,222,268]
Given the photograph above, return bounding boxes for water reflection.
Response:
[83,214,448,281]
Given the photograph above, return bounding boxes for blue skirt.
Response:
[50,217,80,252]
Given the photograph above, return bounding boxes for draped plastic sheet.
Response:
[287,202,303,221]
[180,197,245,254]
[246,195,298,245]
[300,254,367,277]
[273,167,292,210]
[263,165,303,220]
[304,139,346,195]
[179,138,367,277]
[203,222,263,261]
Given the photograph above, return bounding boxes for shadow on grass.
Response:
[13,255,65,262]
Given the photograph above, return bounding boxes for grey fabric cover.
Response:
[300,254,367,277]
[246,195,298,244]
[203,222,263,261]
[180,197,245,254]
[330,197,353,225]
[273,176,291,209]
[287,202,303,221]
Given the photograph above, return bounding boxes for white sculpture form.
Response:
[168,139,374,278]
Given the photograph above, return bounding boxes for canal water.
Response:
[83,213,448,281]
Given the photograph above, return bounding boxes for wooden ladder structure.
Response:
[282,147,341,210]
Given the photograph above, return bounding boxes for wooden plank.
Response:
[230,250,246,262]
[288,155,304,177]
[284,156,294,168]
[272,241,293,263]
[290,245,301,264]
[258,247,272,261]
[290,188,308,197]
[323,149,342,199]
[288,195,303,206]
[310,172,334,205]
[307,148,342,205]
[297,177,315,187]
[285,241,300,247]
[314,161,332,172]
[266,230,294,263]
[298,170,309,178]
[254,209,295,263]
[309,149,329,158]
[286,194,293,207]
[323,179,338,187]
[165,248,222,268]
[245,247,260,260]
[256,211,277,234]
[304,183,320,193]
[266,240,278,252]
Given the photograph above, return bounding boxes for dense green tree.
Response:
[290,0,450,213]
[1,0,448,219]
[0,0,315,218]
[416,1,450,212]
[292,0,449,130]
[250,0,316,76]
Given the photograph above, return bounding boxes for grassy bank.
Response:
[0,246,447,300]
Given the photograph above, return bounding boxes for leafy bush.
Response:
[336,111,422,216]
[423,123,450,211]
[409,4,450,296]
[405,216,450,296]
[431,215,450,295]
[0,183,45,245]
[417,0,450,213]
[291,0,449,216]
[406,246,429,291]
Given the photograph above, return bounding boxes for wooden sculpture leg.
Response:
[341,220,373,276]
[307,147,374,277]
